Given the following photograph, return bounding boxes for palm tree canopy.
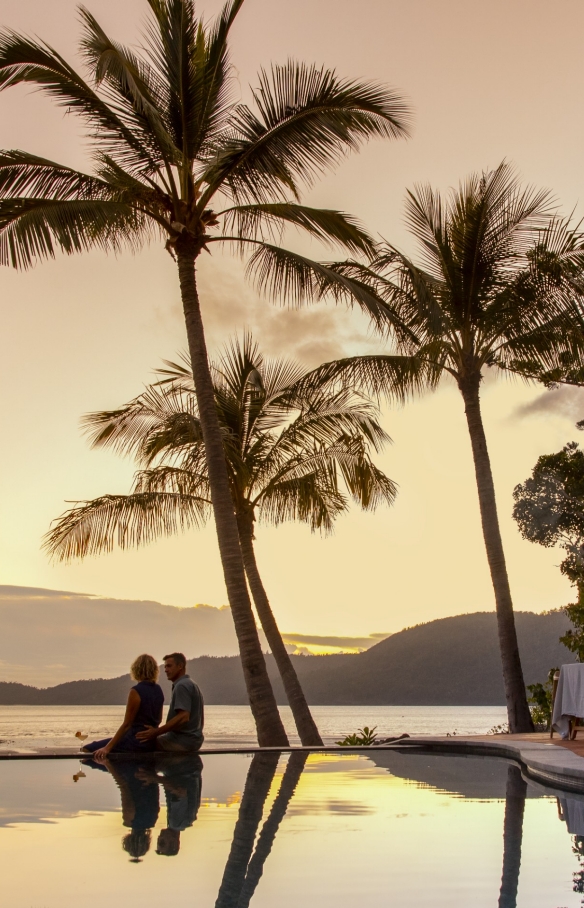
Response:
[303,163,584,396]
[0,0,410,315]
[45,335,396,560]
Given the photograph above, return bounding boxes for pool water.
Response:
[1,750,583,907]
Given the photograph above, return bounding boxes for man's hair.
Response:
[156,829,180,856]
[131,653,159,683]
[163,652,186,668]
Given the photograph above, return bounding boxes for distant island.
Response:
[0,611,574,706]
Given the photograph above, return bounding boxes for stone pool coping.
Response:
[1,734,584,793]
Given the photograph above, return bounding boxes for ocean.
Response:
[0,704,508,751]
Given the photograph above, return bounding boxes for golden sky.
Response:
[1,0,584,638]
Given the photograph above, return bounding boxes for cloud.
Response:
[0,585,256,686]
[513,386,584,421]
[196,253,385,369]
[282,632,391,649]
[0,585,90,599]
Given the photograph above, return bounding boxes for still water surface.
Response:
[0,750,582,907]
[0,704,508,750]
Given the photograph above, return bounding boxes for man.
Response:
[136,653,204,752]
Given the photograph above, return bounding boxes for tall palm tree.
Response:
[301,163,584,732]
[215,751,307,908]
[0,0,410,744]
[44,335,397,745]
[498,765,527,908]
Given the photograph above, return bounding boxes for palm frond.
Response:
[0,196,147,268]
[44,489,209,562]
[238,241,394,327]
[296,353,436,402]
[203,61,410,203]
[220,202,375,255]
[0,31,157,174]
[81,383,193,458]
[257,471,347,534]
[79,7,180,168]
[0,151,109,199]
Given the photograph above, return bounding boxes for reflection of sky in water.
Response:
[0,752,583,907]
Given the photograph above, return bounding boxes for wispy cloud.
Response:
[512,386,584,421]
[196,254,385,368]
[282,632,391,650]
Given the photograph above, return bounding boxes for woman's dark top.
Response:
[83,680,164,754]
[118,681,164,753]
[131,681,164,732]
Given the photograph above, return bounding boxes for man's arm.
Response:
[136,709,189,742]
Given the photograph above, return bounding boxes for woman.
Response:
[82,654,164,757]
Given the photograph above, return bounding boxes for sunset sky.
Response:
[1,0,584,642]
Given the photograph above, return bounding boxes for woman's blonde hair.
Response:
[131,653,159,683]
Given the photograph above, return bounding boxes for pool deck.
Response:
[2,732,584,793]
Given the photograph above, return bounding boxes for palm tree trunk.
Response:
[215,752,280,908]
[498,765,527,908]
[237,514,323,746]
[237,752,308,907]
[460,377,533,733]
[176,243,288,747]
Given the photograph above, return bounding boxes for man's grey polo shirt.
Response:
[166,674,204,749]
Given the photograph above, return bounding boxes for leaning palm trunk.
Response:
[237,512,323,746]
[460,378,533,733]
[177,245,288,747]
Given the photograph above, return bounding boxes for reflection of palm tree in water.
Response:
[216,752,307,908]
[498,765,527,908]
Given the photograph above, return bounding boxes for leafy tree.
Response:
[514,438,584,661]
[0,0,410,744]
[301,163,584,732]
[44,335,396,745]
[526,667,558,728]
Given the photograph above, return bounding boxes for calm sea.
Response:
[0,704,508,751]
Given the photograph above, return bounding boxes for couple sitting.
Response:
[82,652,204,757]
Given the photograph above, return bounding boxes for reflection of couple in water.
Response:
[81,652,204,756]
[85,754,203,861]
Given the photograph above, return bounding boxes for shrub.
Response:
[336,726,378,746]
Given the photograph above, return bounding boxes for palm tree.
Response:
[44,335,397,745]
[215,751,280,908]
[0,0,410,744]
[302,163,584,732]
[215,751,307,908]
[498,765,527,908]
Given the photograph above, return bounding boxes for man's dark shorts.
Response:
[157,731,200,753]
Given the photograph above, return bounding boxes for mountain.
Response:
[0,610,574,705]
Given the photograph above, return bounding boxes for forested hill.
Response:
[0,611,575,706]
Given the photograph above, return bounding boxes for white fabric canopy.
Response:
[552,664,584,738]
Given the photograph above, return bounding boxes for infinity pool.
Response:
[1,750,583,907]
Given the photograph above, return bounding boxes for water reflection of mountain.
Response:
[369,751,543,800]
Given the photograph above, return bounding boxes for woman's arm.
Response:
[94,689,141,759]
